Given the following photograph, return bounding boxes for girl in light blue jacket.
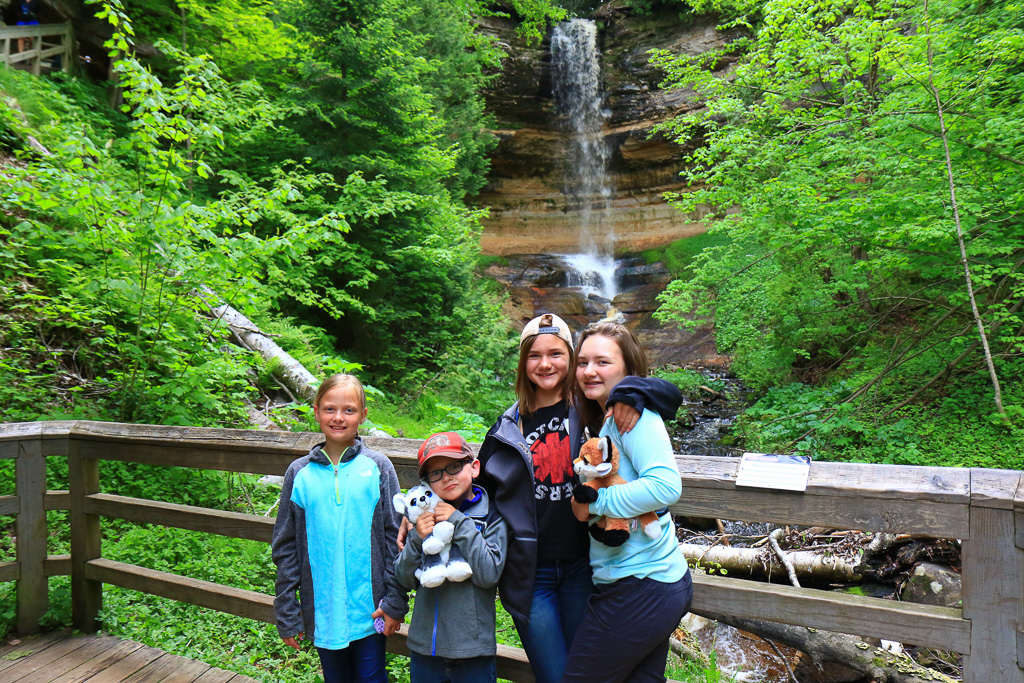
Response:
[564,323,692,683]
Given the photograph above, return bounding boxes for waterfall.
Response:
[551,19,618,306]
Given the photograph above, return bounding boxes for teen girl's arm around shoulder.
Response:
[377,458,410,628]
[271,460,304,645]
[590,410,682,519]
[450,512,508,589]
[473,422,502,494]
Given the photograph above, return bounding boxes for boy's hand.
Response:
[415,512,435,538]
[282,633,304,651]
[433,501,456,523]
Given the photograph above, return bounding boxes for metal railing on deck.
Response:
[1,420,1022,683]
[0,22,74,75]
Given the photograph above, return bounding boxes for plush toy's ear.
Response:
[595,462,613,476]
[600,436,613,463]
[392,492,407,515]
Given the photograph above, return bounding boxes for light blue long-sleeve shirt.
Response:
[588,408,690,585]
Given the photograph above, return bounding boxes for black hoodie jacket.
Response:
[474,376,682,624]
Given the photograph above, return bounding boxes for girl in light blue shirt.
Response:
[564,322,692,683]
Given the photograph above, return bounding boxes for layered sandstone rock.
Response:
[475,1,735,256]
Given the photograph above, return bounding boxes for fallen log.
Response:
[206,302,319,402]
[680,543,864,583]
[695,611,957,683]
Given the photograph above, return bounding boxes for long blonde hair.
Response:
[313,374,366,411]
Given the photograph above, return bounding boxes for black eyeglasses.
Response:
[424,458,473,483]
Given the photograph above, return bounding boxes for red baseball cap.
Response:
[417,432,476,476]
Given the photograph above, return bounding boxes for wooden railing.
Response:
[1,420,1023,683]
[0,22,74,76]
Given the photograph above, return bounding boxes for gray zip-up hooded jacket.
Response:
[395,486,508,659]
[272,438,409,647]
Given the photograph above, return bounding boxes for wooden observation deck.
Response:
[0,630,257,682]
[2,420,1024,682]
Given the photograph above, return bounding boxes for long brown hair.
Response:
[515,333,575,418]
[571,322,649,433]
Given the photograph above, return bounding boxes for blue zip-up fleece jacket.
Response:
[394,486,508,659]
[272,438,409,649]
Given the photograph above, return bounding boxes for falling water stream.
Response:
[551,19,620,315]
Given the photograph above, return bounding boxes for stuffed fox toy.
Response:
[572,435,661,547]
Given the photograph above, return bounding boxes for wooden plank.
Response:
[190,668,241,683]
[672,486,970,538]
[7,632,114,683]
[0,420,75,440]
[74,436,420,480]
[0,23,72,39]
[84,494,275,543]
[46,554,71,576]
[120,653,184,683]
[0,495,18,515]
[1013,472,1024,551]
[69,440,101,633]
[72,640,165,682]
[960,502,1024,682]
[675,456,971,499]
[16,437,48,635]
[689,572,970,653]
[68,422,422,478]
[146,653,211,683]
[0,561,19,582]
[2,631,93,681]
[46,490,71,511]
[0,422,43,443]
[969,468,1021,510]
[46,635,144,683]
[0,630,68,673]
[74,440,301,477]
[70,421,323,454]
[85,558,275,624]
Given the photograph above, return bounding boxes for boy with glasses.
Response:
[395,432,508,683]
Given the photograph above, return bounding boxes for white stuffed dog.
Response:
[393,484,472,588]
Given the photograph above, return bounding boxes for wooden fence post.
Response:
[69,438,101,632]
[15,438,47,635]
[961,469,1024,682]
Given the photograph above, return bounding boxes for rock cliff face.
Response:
[475,0,734,256]
[475,2,735,367]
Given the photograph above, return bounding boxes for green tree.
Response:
[653,0,1024,423]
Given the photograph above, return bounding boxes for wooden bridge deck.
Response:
[0,630,258,683]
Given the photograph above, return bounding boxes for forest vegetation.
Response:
[1,0,1022,680]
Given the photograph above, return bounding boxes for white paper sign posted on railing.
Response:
[735,452,811,492]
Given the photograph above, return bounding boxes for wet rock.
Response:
[612,283,664,314]
[617,261,670,288]
[900,562,962,608]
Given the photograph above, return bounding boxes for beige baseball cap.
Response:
[519,313,574,349]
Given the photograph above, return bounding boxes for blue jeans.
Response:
[563,573,693,683]
[512,556,595,683]
[317,634,387,683]
[409,651,496,683]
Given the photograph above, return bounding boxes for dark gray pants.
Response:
[562,572,693,683]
